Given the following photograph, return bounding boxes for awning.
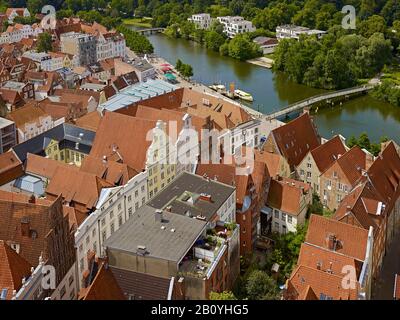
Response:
[165,73,176,81]
[161,66,172,72]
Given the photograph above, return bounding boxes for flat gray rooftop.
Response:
[148,172,235,221]
[105,205,206,262]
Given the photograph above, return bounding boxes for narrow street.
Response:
[372,232,400,300]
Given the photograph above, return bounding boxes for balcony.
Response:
[179,230,228,279]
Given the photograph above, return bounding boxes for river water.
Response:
[139,31,400,143]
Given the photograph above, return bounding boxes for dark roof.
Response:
[105,205,206,262]
[148,172,235,221]
[12,123,95,162]
[110,266,173,300]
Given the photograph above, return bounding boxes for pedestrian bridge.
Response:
[265,85,374,120]
[136,28,165,35]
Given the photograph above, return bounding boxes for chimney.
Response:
[316,261,322,270]
[28,195,35,204]
[102,155,107,164]
[136,245,146,255]
[166,206,172,212]
[21,217,30,237]
[199,193,212,202]
[155,209,163,222]
[326,234,336,250]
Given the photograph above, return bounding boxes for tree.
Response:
[245,270,280,300]
[228,35,260,61]
[307,193,323,216]
[181,63,193,78]
[358,15,386,38]
[37,32,53,53]
[176,59,182,71]
[205,30,226,52]
[219,42,229,56]
[209,291,237,300]
[116,26,153,54]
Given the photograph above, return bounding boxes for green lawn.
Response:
[122,17,153,28]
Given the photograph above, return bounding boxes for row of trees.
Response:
[371,79,400,107]
[274,29,393,90]
[116,25,153,54]
[347,132,389,156]
[165,20,262,61]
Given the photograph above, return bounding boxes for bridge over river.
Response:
[264,85,375,120]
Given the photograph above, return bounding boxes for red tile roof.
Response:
[306,215,368,261]
[80,155,138,186]
[0,151,23,185]
[0,240,32,300]
[328,146,366,185]
[366,142,400,214]
[89,112,158,172]
[0,190,64,267]
[311,135,347,173]
[25,153,79,180]
[80,263,125,300]
[74,111,102,131]
[267,177,310,215]
[270,113,320,167]
[297,243,363,278]
[46,166,113,211]
[287,265,359,300]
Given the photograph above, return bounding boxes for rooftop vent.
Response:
[170,228,175,233]
[136,245,146,255]
[199,193,212,202]
[155,209,163,222]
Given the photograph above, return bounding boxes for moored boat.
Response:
[234,89,254,102]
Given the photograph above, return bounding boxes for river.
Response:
[138,31,400,143]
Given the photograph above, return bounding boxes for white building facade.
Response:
[74,171,148,289]
[217,16,256,38]
[188,13,212,29]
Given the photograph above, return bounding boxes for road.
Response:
[372,232,400,300]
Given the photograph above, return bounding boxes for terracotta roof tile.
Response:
[254,149,284,177]
[80,155,138,186]
[306,214,368,261]
[74,111,102,131]
[7,103,49,129]
[89,112,158,172]
[287,265,359,300]
[80,263,125,300]
[25,153,79,180]
[311,135,347,172]
[46,166,113,211]
[0,151,23,184]
[0,190,64,267]
[270,113,320,167]
[332,146,366,185]
[297,243,363,278]
[267,178,310,215]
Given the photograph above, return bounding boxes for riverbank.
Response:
[149,54,264,119]
[246,57,274,69]
[122,17,153,28]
